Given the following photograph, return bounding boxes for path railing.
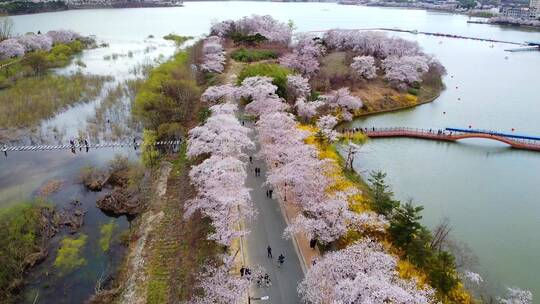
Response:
[1,140,182,156]
[345,127,540,152]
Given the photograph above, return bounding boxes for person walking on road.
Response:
[278,254,285,268]
[268,189,273,198]
[249,155,252,163]
[267,245,272,258]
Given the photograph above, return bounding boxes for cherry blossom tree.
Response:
[201,84,237,104]
[0,38,25,59]
[351,55,377,80]
[17,34,53,52]
[382,55,430,89]
[211,15,292,44]
[285,191,388,244]
[208,103,238,115]
[235,76,278,101]
[46,30,80,44]
[298,239,435,304]
[280,34,324,77]
[185,155,255,246]
[210,19,235,37]
[463,271,483,285]
[201,36,226,73]
[286,74,311,100]
[323,29,422,59]
[499,287,533,304]
[235,76,290,116]
[190,253,257,304]
[245,95,290,117]
[320,87,362,120]
[295,97,323,121]
[316,115,340,142]
[187,105,254,158]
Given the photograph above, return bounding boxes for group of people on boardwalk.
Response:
[340,127,454,137]
[69,138,90,154]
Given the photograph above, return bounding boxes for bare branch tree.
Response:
[0,15,13,41]
[430,217,451,252]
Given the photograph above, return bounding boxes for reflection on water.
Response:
[2,2,540,302]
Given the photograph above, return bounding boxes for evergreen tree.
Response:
[368,171,399,216]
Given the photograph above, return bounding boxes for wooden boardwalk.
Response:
[357,127,540,152]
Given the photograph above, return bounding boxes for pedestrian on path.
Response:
[267,245,272,258]
[278,254,285,268]
[249,155,252,163]
[266,189,269,198]
[240,266,246,277]
[268,189,273,198]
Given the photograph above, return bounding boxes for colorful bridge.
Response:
[359,127,540,152]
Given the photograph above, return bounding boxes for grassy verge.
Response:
[231,48,278,62]
[145,145,221,303]
[0,72,110,129]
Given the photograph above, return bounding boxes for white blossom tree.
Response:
[235,76,278,101]
[46,29,80,44]
[499,287,533,304]
[280,34,325,77]
[211,15,292,44]
[316,115,340,142]
[0,38,25,59]
[286,74,311,100]
[323,29,421,59]
[201,36,226,73]
[382,55,430,89]
[185,155,255,246]
[201,84,237,104]
[18,34,53,52]
[190,254,256,304]
[295,97,323,121]
[463,271,483,285]
[187,105,254,158]
[320,87,362,120]
[298,239,435,304]
[351,55,377,80]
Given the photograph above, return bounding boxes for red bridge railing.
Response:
[345,127,540,152]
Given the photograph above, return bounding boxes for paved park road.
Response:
[242,120,304,304]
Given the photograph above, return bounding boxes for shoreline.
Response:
[355,90,442,119]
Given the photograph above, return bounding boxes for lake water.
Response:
[4,1,540,302]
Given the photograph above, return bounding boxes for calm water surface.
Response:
[3,2,540,302]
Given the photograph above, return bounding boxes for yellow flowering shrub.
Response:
[405,93,418,104]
